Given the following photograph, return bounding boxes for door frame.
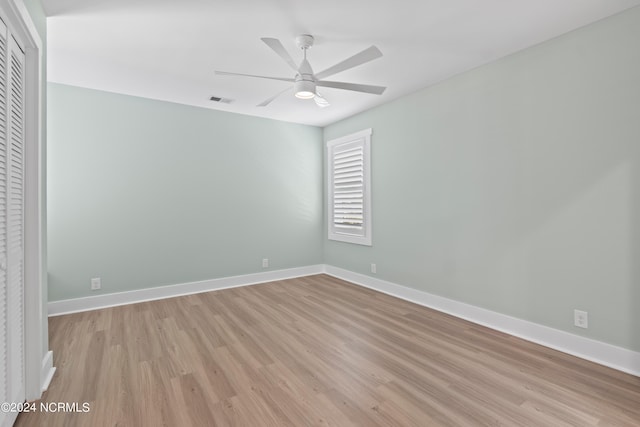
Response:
[0,0,48,401]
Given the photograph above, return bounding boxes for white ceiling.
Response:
[43,0,640,127]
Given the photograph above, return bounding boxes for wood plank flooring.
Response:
[16,274,640,426]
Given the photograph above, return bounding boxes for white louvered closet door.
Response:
[0,15,25,427]
[0,16,7,419]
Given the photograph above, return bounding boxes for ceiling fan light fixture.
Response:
[294,80,316,99]
[295,91,315,99]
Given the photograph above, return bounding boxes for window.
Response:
[327,128,372,246]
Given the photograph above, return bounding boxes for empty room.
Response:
[1,0,639,425]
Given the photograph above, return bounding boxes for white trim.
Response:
[40,350,54,393]
[324,265,640,377]
[0,0,46,402]
[5,0,40,51]
[48,265,325,316]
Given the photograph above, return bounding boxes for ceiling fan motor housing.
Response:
[294,56,316,98]
[296,58,315,81]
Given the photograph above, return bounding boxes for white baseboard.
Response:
[41,350,55,392]
[46,263,640,377]
[48,265,325,316]
[324,265,640,377]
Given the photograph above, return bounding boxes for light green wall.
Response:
[47,83,323,301]
[324,7,640,351]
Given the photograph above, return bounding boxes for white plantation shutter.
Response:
[327,128,372,246]
[333,146,364,229]
[0,16,25,427]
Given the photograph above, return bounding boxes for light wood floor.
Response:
[16,274,640,426]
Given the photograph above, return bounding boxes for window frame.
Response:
[326,128,372,246]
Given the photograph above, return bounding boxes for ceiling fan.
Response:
[215,34,386,108]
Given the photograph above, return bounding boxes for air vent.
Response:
[210,96,233,104]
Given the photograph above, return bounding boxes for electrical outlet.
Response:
[574,309,588,329]
[262,258,269,268]
[91,277,101,291]
[371,263,377,274]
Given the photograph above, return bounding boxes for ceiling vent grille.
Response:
[210,96,233,104]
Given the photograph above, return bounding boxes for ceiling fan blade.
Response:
[315,46,383,80]
[257,87,292,107]
[316,80,386,95]
[314,92,330,108]
[215,70,295,83]
[261,37,299,71]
